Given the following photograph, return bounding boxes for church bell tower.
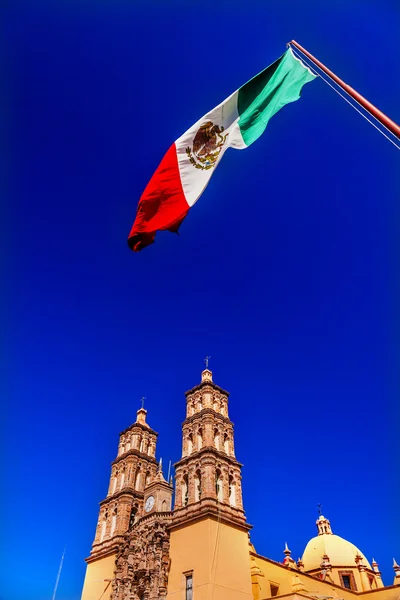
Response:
[167,365,253,600]
[81,406,159,600]
[173,366,247,528]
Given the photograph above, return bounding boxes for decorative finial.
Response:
[317,503,323,516]
[141,396,146,409]
[284,542,291,556]
[393,559,400,584]
[204,355,211,370]
[158,457,163,471]
[297,557,304,571]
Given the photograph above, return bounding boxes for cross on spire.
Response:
[140,396,146,409]
[317,503,323,516]
[204,356,211,370]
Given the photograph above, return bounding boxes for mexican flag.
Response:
[128,48,316,252]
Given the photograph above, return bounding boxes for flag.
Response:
[128,48,316,252]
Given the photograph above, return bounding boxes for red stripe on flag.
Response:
[128,144,189,252]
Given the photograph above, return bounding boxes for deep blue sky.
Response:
[2,1,399,599]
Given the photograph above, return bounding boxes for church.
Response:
[80,367,399,600]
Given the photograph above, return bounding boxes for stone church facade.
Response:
[80,368,400,600]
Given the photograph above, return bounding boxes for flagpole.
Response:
[288,40,400,139]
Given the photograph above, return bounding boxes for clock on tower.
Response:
[143,459,173,515]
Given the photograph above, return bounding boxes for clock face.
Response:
[144,495,155,513]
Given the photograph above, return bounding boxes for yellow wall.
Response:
[358,586,400,600]
[167,518,253,600]
[81,554,116,600]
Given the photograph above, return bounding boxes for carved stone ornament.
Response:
[112,515,171,600]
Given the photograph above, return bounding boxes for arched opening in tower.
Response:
[194,470,202,502]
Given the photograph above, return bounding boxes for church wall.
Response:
[167,518,253,600]
[81,554,116,600]
[251,554,356,600]
[356,586,400,600]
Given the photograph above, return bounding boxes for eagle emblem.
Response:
[186,121,228,170]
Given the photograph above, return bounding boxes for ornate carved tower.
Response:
[81,407,159,600]
[167,367,253,600]
[173,367,247,528]
[88,407,159,560]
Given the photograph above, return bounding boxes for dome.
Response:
[302,515,371,572]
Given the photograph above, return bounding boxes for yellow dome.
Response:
[302,533,371,571]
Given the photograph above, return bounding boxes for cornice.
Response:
[112,449,158,466]
[185,381,230,397]
[145,479,173,492]
[85,540,121,563]
[174,447,243,469]
[99,488,144,505]
[134,510,173,527]
[182,408,233,426]
[119,422,158,437]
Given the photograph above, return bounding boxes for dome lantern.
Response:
[317,515,333,536]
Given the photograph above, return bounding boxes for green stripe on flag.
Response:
[237,49,316,147]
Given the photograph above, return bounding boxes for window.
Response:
[270,584,279,597]
[182,475,189,506]
[194,471,201,502]
[129,506,137,529]
[342,576,351,589]
[185,574,193,600]
[187,434,193,455]
[338,571,357,591]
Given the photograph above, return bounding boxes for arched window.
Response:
[125,436,131,452]
[224,434,229,455]
[129,506,137,529]
[197,429,203,450]
[229,476,236,506]
[145,471,151,486]
[215,470,223,501]
[110,507,117,536]
[100,513,107,542]
[139,436,144,452]
[135,469,142,490]
[214,429,220,450]
[161,500,167,512]
[187,434,193,455]
[112,471,118,493]
[120,468,125,489]
[194,470,202,502]
[182,475,189,506]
